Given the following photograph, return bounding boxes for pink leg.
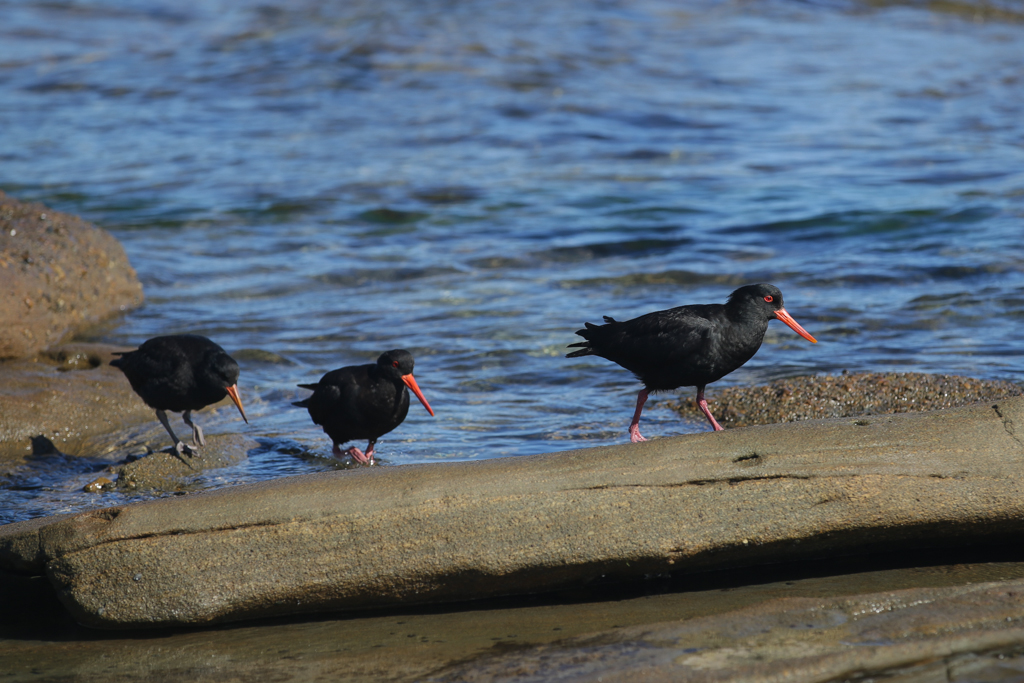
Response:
[629,389,649,443]
[696,385,723,431]
[346,446,371,464]
[333,442,371,465]
[363,440,377,466]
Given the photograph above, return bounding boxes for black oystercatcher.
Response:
[111,335,248,457]
[293,349,434,465]
[566,284,816,441]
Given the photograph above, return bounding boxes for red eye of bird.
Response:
[763,295,773,303]
[392,360,400,368]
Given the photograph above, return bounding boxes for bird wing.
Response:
[585,304,728,388]
[609,306,715,359]
[302,383,338,426]
[113,343,194,406]
[301,365,376,430]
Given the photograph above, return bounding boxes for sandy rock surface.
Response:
[82,433,261,493]
[0,343,153,462]
[0,192,143,359]
[2,397,1023,629]
[670,371,1022,428]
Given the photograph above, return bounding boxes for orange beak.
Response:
[774,308,817,343]
[401,373,435,416]
[225,384,249,424]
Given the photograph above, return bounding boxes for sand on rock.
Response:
[669,371,1022,428]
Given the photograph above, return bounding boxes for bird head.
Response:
[379,349,435,416]
[209,352,249,423]
[730,284,817,343]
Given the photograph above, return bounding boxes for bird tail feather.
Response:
[293,382,318,407]
[565,344,593,358]
[566,317,616,357]
[566,323,595,357]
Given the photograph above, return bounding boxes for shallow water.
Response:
[2,0,1024,523]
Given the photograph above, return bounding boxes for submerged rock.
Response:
[0,192,143,359]
[103,433,258,492]
[668,371,1022,428]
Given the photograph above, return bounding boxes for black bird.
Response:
[566,284,816,441]
[293,349,434,465]
[111,334,248,457]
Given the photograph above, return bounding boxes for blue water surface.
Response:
[1,0,1023,521]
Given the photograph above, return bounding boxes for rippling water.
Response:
[2,0,1024,521]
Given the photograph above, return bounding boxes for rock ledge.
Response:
[2,398,1024,629]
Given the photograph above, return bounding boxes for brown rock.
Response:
[82,477,114,493]
[0,343,155,462]
[111,433,258,491]
[0,191,143,359]
[2,397,1023,629]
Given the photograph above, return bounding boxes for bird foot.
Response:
[629,390,650,443]
[629,425,648,443]
[170,441,198,468]
[175,441,199,457]
[346,447,373,465]
[333,444,373,465]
